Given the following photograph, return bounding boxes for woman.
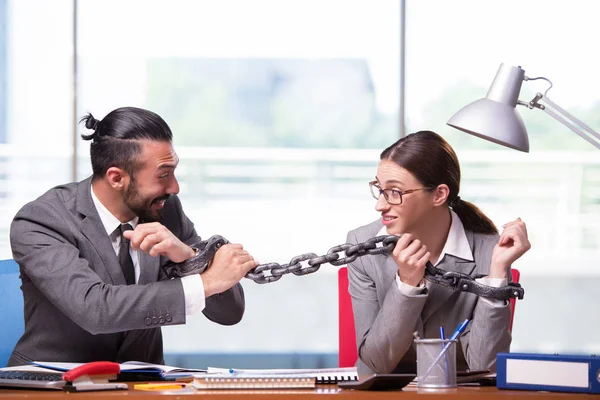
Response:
[347,130,530,376]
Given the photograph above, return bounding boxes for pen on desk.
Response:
[422,319,470,381]
[133,383,187,391]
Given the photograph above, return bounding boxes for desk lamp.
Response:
[447,63,600,152]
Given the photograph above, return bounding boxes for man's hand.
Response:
[201,244,259,297]
[391,233,430,287]
[489,218,531,279]
[123,222,195,263]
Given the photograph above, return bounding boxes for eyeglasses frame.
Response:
[368,180,434,205]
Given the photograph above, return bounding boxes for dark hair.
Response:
[80,107,173,179]
[380,130,497,234]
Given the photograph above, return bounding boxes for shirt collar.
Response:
[376,209,473,264]
[440,209,473,263]
[91,185,139,237]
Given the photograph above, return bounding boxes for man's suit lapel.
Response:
[76,178,126,285]
[421,230,477,324]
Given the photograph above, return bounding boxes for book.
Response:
[206,366,358,384]
[32,361,206,380]
[193,376,316,390]
[120,361,206,378]
[496,352,600,394]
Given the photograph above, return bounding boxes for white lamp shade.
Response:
[447,98,530,152]
[447,63,530,153]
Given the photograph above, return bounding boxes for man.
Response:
[8,106,258,366]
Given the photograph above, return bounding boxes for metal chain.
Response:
[245,235,524,301]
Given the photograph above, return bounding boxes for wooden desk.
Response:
[0,384,598,399]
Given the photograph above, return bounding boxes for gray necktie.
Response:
[118,224,135,285]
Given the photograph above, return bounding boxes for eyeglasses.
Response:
[369,181,432,205]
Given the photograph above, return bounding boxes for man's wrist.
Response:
[201,272,216,298]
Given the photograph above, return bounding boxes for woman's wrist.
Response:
[488,261,509,279]
[398,272,424,287]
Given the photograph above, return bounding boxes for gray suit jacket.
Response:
[8,177,245,366]
[347,219,511,376]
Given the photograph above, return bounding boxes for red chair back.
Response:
[509,268,520,331]
[338,267,357,368]
[337,266,520,368]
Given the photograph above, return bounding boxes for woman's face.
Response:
[373,160,434,236]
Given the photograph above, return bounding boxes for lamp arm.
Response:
[530,94,600,150]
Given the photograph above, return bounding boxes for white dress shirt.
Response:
[91,186,206,315]
[377,210,506,306]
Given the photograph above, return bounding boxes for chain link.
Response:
[245,235,524,301]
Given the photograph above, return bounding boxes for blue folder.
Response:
[496,352,600,394]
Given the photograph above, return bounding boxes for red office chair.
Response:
[337,266,520,368]
[338,267,358,368]
[508,268,520,332]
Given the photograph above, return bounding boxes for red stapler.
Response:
[62,361,128,392]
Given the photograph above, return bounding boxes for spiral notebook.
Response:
[196,367,358,389]
[194,376,316,390]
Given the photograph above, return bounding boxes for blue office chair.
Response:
[0,259,24,367]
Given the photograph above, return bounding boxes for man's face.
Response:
[123,140,180,222]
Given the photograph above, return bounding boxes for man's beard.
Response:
[123,178,169,222]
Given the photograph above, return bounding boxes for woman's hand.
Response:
[391,233,430,287]
[489,218,531,278]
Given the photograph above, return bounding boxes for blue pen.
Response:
[422,319,470,381]
[449,319,470,341]
[439,326,449,385]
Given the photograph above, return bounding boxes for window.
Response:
[406,0,600,355]
[1,0,73,258]
[0,0,7,143]
[4,0,598,369]
[76,0,400,364]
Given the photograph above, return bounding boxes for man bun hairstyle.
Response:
[80,107,173,179]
